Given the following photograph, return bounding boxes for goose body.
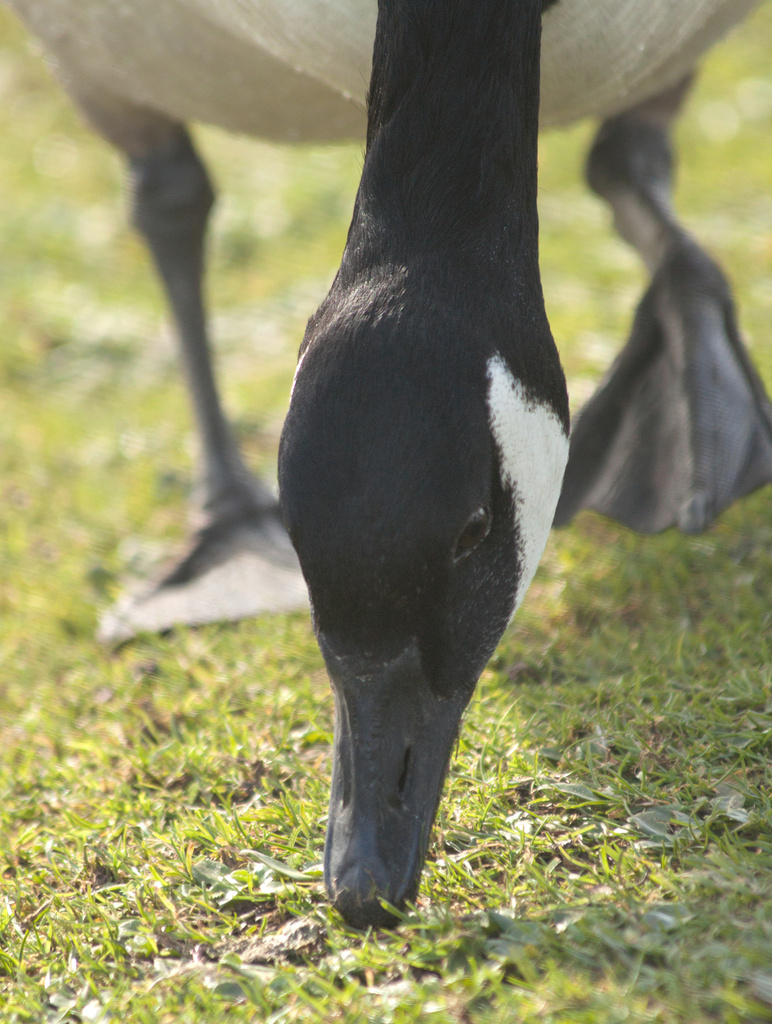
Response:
[7,0,760,142]
[4,0,771,928]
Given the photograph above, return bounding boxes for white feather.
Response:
[6,0,761,143]
[486,354,569,617]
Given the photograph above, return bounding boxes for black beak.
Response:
[318,635,465,929]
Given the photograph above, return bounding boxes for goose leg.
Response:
[554,76,772,534]
[62,90,307,642]
[129,126,272,534]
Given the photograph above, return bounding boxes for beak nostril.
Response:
[397,746,411,801]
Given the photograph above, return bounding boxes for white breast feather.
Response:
[486,354,568,618]
[6,0,760,141]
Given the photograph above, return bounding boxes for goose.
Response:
[5,0,772,928]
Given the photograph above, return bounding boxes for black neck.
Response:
[350,0,543,267]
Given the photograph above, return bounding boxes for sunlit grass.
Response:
[2,5,772,1022]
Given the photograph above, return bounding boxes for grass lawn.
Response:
[2,5,772,1022]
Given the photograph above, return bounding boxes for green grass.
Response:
[2,5,772,1022]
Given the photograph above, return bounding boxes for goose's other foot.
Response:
[554,76,772,534]
[98,484,307,645]
[554,243,772,533]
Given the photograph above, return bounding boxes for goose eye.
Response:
[454,506,491,561]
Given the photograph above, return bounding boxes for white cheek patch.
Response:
[486,354,569,618]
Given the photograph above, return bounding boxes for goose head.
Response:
[279,263,568,927]
[278,0,568,927]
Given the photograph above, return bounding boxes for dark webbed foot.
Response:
[554,77,772,534]
[555,242,772,532]
[98,492,307,645]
